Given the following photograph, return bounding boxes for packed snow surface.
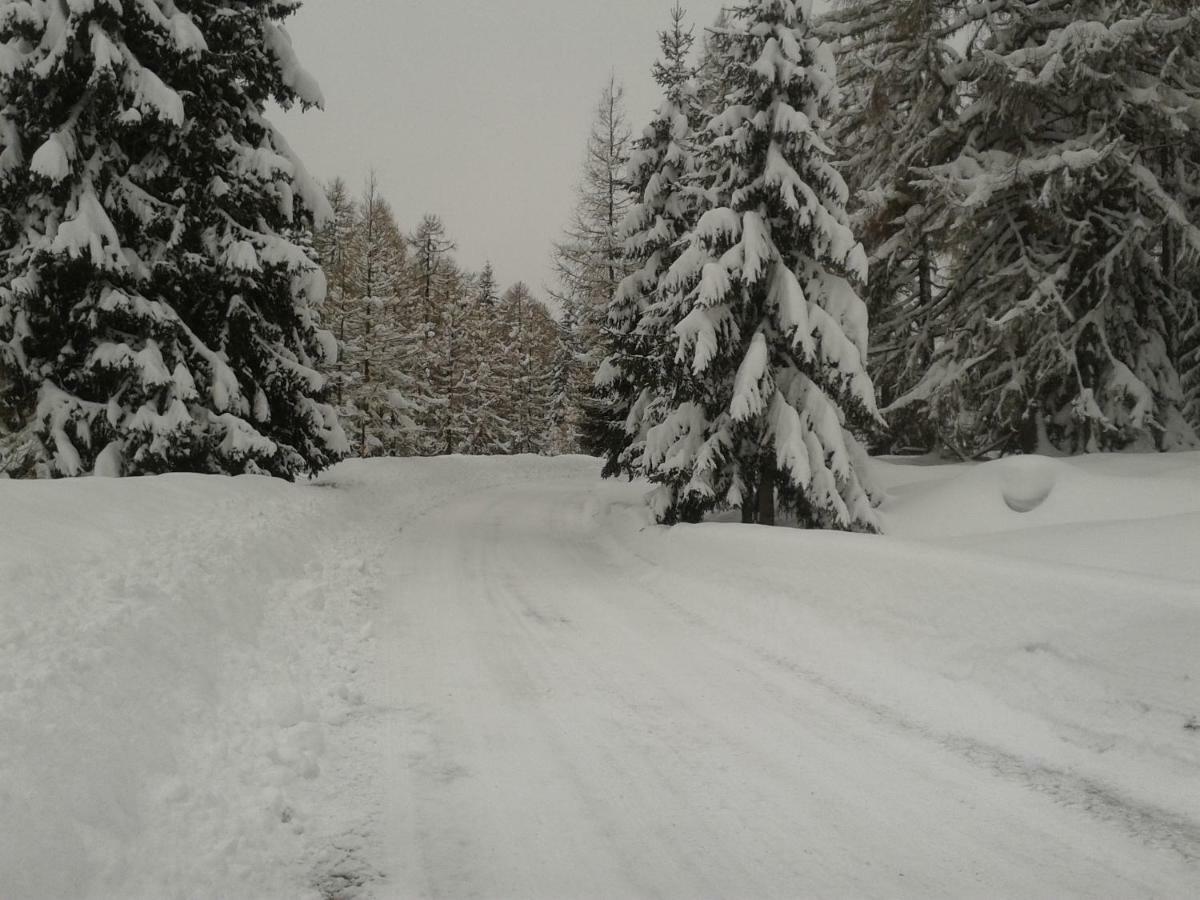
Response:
[2,453,1199,898]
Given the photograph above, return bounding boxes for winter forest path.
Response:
[347,458,1200,899]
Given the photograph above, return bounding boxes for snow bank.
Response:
[0,454,586,899]
[0,473,380,899]
[878,452,1200,538]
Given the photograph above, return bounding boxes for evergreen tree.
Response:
[907,0,1200,454]
[477,262,500,310]
[1170,42,1200,432]
[0,0,346,478]
[825,0,962,450]
[643,0,881,529]
[551,76,636,454]
[1182,280,1200,429]
[598,3,702,479]
[696,7,736,117]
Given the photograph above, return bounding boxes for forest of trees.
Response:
[313,176,570,458]
[2,0,1199,531]
[570,0,1200,526]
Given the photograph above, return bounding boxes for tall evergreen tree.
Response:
[825,0,962,450]
[906,0,1200,454]
[0,0,346,478]
[598,3,702,478]
[643,0,881,529]
[696,7,736,117]
[551,75,636,454]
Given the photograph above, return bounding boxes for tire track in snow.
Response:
[370,470,1200,897]
[647,588,1200,866]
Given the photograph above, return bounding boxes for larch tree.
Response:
[411,213,455,336]
[0,0,346,478]
[696,7,736,117]
[502,281,552,455]
[344,174,413,456]
[546,298,583,456]
[454,262,513,454]
[597,3,702,479]
[433,263,474,454]
[313,177,358,412]
[551,75,636,454]
[905,0,1200,454]
[408,213,456,452]
[643,0,881,529]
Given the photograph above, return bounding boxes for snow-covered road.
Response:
[358,458,1200,899]
[3,454,1199,898]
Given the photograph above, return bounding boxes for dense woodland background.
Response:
[316,0,1200,469]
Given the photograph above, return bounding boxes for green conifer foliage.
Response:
[0,0,346,478]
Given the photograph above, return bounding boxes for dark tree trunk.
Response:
[757,455,776,526]
[918,243,934,365]
[741,496,756,524]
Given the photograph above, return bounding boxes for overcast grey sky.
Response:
[276,0,828,296]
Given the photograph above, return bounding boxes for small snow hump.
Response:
[1000,455,1057,513]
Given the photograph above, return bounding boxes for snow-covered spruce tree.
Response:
[1177,104,1200,430]
[696,7,736,118]
[823,0,962,450]
[596,3,702,479]
[907,0,1200,454]
[644,0,881,529]
[0,0,346,478]
[1184,279,1200,429]
[551,75,636,455]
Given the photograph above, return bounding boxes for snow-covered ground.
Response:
[2,453,1198,898]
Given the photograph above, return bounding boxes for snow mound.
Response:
[881,452,1200,538]
[0,474,382,899]
[999,454,1057,512]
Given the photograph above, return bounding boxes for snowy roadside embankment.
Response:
[0,473,369,898]
[0,457,543,899]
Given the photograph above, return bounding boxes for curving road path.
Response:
[359,466,1199,899]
